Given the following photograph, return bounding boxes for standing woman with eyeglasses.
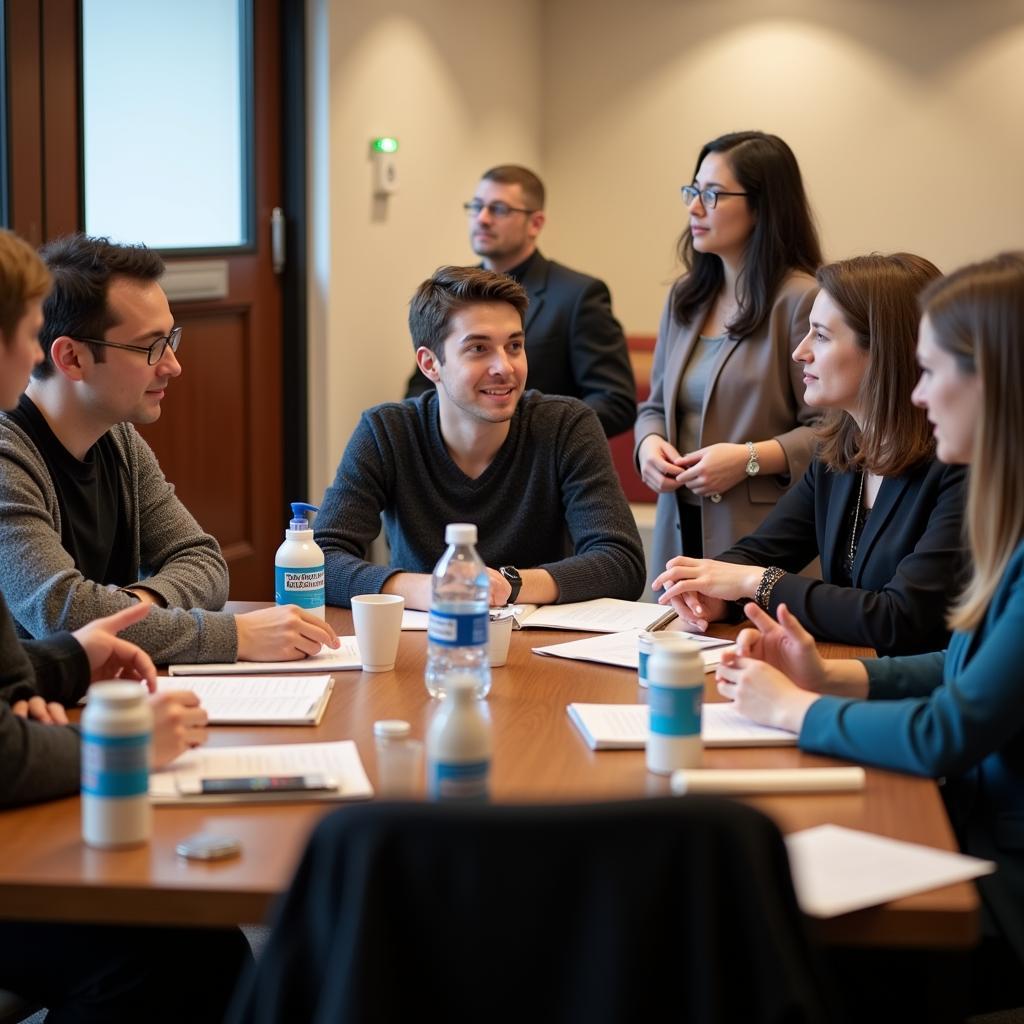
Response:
[635,131,822,591]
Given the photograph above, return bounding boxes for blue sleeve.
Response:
[799,575,1024,777]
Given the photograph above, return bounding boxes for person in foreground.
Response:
[715,252,1024,1013]
[0,233,336,664]
[634,131,821,581]
[316,266,646,609]
[653,253,966,656]
[0,227,248,1023]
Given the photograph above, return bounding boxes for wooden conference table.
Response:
[0,604,978,949]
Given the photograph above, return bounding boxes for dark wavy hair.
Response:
[672,131,821,338]
[813,253,941,476]
[408,265,529,362]
[34,234,165,380]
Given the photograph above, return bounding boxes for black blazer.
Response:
[718,458,967,655]
[406,251,636,437]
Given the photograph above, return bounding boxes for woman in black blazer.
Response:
[653,253,966,656]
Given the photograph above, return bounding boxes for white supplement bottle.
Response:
[81,682,153,848]
[645,636,704,775]
[426,674,492,801]
[275,501,326,619]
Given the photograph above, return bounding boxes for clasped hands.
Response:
[652,556,765,632]
[638,436,751,498]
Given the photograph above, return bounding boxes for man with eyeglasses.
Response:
[404,164,636,438]
[0,233,338,665]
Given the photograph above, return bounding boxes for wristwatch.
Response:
[499,566,522,605]
[744,441,760,476]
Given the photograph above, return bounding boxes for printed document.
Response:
[154,674,334,725]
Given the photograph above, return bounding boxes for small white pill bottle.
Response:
[81,682,153,849]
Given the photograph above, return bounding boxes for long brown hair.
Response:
[814,253,941,476]
[672,131,821,338]
[920,252,1024,633]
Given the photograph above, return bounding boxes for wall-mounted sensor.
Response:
[370,137,399,196]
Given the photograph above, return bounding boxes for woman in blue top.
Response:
[715,252,1024,1013]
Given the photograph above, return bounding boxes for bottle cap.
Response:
[445,523,477,545]
[87,681,149,705]
[289,501,319,530]
[374,719,412,739]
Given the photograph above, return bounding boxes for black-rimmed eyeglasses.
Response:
[680,185,749,210]
[463,199,535,219]
[75,326,182,366]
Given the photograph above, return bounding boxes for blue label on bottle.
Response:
[275,565,325,609]
[427,609,488,647]
[647,684,702,738]
[81,732,150,797]
[638,650,649,686]
[428,759,490,801]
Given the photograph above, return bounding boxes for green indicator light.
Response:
[372,137,399,154]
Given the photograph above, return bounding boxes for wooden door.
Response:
[5,0,291,600]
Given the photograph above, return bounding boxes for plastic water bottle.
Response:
[275,501,325,619]
[425,523,491,700]
[426,675,492,801]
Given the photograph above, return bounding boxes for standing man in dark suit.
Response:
[405,165,636,437]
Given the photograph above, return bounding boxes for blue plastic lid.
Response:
[289,501,319,530]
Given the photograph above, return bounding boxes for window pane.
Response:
[82,0,250,250]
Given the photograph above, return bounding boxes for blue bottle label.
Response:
[647,684,703,738]
[428,759,490,801]
[275,565,325,609]
[81,732,150,797]
[427,609,488,647]
[638,650,649,686]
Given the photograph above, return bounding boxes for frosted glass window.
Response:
[82,0,250,250]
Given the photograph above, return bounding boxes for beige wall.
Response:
[542,0,1024,331]
[308,0,542,494]
[310,0,1024,488]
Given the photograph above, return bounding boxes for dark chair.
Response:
[228,797,833,1024]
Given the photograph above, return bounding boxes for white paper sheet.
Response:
[534,628,733,671]
[150,740,373,804]
[154,674,334,725]
[784,824,995,918]
[516,598,677,632]
[169,636,362,675]
[566,702,797,749]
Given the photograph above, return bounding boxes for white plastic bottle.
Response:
[426,675,492,801]
[81,682,153,848]
[425,523,491,699]
[645,636,704,775]
[275,501,325,619]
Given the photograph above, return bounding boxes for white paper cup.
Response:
[352,594,405,672]
[488,614,514,667]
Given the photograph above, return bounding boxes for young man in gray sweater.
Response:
[316,265,646,609]
[0,234,337,665]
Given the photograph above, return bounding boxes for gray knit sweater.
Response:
[316,391,646,607]
[0,412,238,664]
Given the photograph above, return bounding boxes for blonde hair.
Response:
[0,229,51,342]
[920,252,1024,633]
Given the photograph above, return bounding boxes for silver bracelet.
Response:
[753,567,786,610]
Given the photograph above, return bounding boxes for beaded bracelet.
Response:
[753,567,786,610]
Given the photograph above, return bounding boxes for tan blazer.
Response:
[634,271,818,586]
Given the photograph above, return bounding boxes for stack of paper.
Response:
[154,674,334,725]
[566,702,797,750]
[169,637,362,676]
[534,628,733,671]
[150,740,374,805]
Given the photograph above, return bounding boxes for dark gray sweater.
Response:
[0,591,88,807]
[316,391,646,607]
